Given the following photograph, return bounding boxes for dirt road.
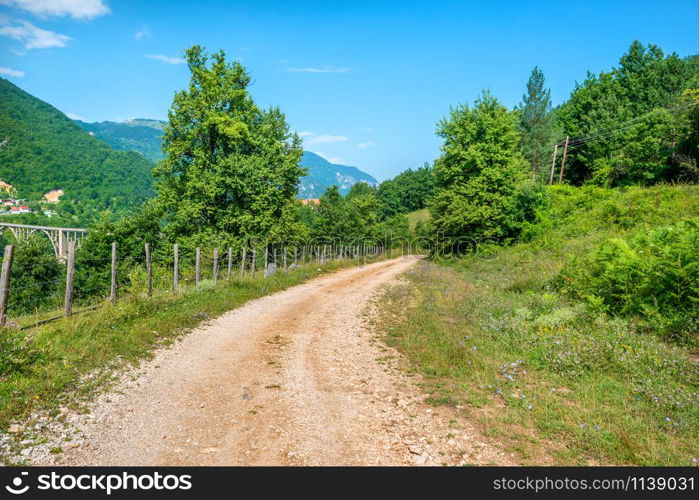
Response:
[35,256,513,466]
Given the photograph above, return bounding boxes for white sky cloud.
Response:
[0,18,70,49]
[65,112,87,121]
[304,134,348,145]
[0,0,110,20]
[298,131,314,137]
[285,66,351,74]
[314,151,342,164]
[134,25,151,40]
[146,54,185,65]
[357,141,375,149]
[0,66,24,77]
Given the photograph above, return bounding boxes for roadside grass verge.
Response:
[375,184,699,465]
[0,255,385,435]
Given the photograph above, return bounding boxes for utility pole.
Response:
[549,144,558,185]
[558,136,569,185]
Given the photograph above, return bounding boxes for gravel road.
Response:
[32,256,514,466]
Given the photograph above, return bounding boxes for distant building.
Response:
[43,189,64,203]
[19,205,31,213]
[300,198,320,206]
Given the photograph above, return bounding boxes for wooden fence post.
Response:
[251,248,257,278]
[145,242,152,297]
[173,243,179,294]
[240,247,247,277]
[301,246,305,264]
[0,245,14,326]
[64,241,75,316]
[227,247,232,279]
[263,245,268,276]
[213,248,219,286]
[110,241,117,303]
[195,247,201,287]
[283,247,287,269]
[294,247,298,266]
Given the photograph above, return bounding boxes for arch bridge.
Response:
[0,223,87,260]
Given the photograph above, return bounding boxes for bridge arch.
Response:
[0,223,87,260]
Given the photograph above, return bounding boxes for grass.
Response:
[0,254,385,437]
[375,184,699,466]
[407,209,429,231]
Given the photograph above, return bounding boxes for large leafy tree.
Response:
[377,164,434,218]
[517,67,558,182]
[154,46,304,247]
[558,41,696,185]
[430,91,537,248]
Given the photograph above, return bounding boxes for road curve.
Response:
[38,256,512,466]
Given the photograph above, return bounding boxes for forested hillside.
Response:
[76,119,165,163]
[0,78,155,219]
[297,151,378,198]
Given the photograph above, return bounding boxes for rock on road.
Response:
[39,256,513,466]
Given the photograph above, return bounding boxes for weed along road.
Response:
[31,256,512,466]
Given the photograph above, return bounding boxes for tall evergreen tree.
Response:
[517,67,556,182]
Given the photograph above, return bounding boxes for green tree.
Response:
[378,164,434,218]
[153,46,304,248]
[558,41,696,185]
[517,67,558,182]
[312,185,347,241]
[6,235,62,314]
[430,91,536,249]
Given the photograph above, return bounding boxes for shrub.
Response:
[5,235,62,315]
[561,217,699,344]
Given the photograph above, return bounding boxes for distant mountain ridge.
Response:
[297,151,378,198]
[75,120,378,198]
[76,119,165,163]
[0,78,155,212]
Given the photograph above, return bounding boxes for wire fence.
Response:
[0,241,387,331]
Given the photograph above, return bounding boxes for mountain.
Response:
[297,151,378,198]
[0,78,155,213]
[76,118,165,163]
[74,120,378,198]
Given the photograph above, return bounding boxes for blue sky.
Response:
[0,0,697,181]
